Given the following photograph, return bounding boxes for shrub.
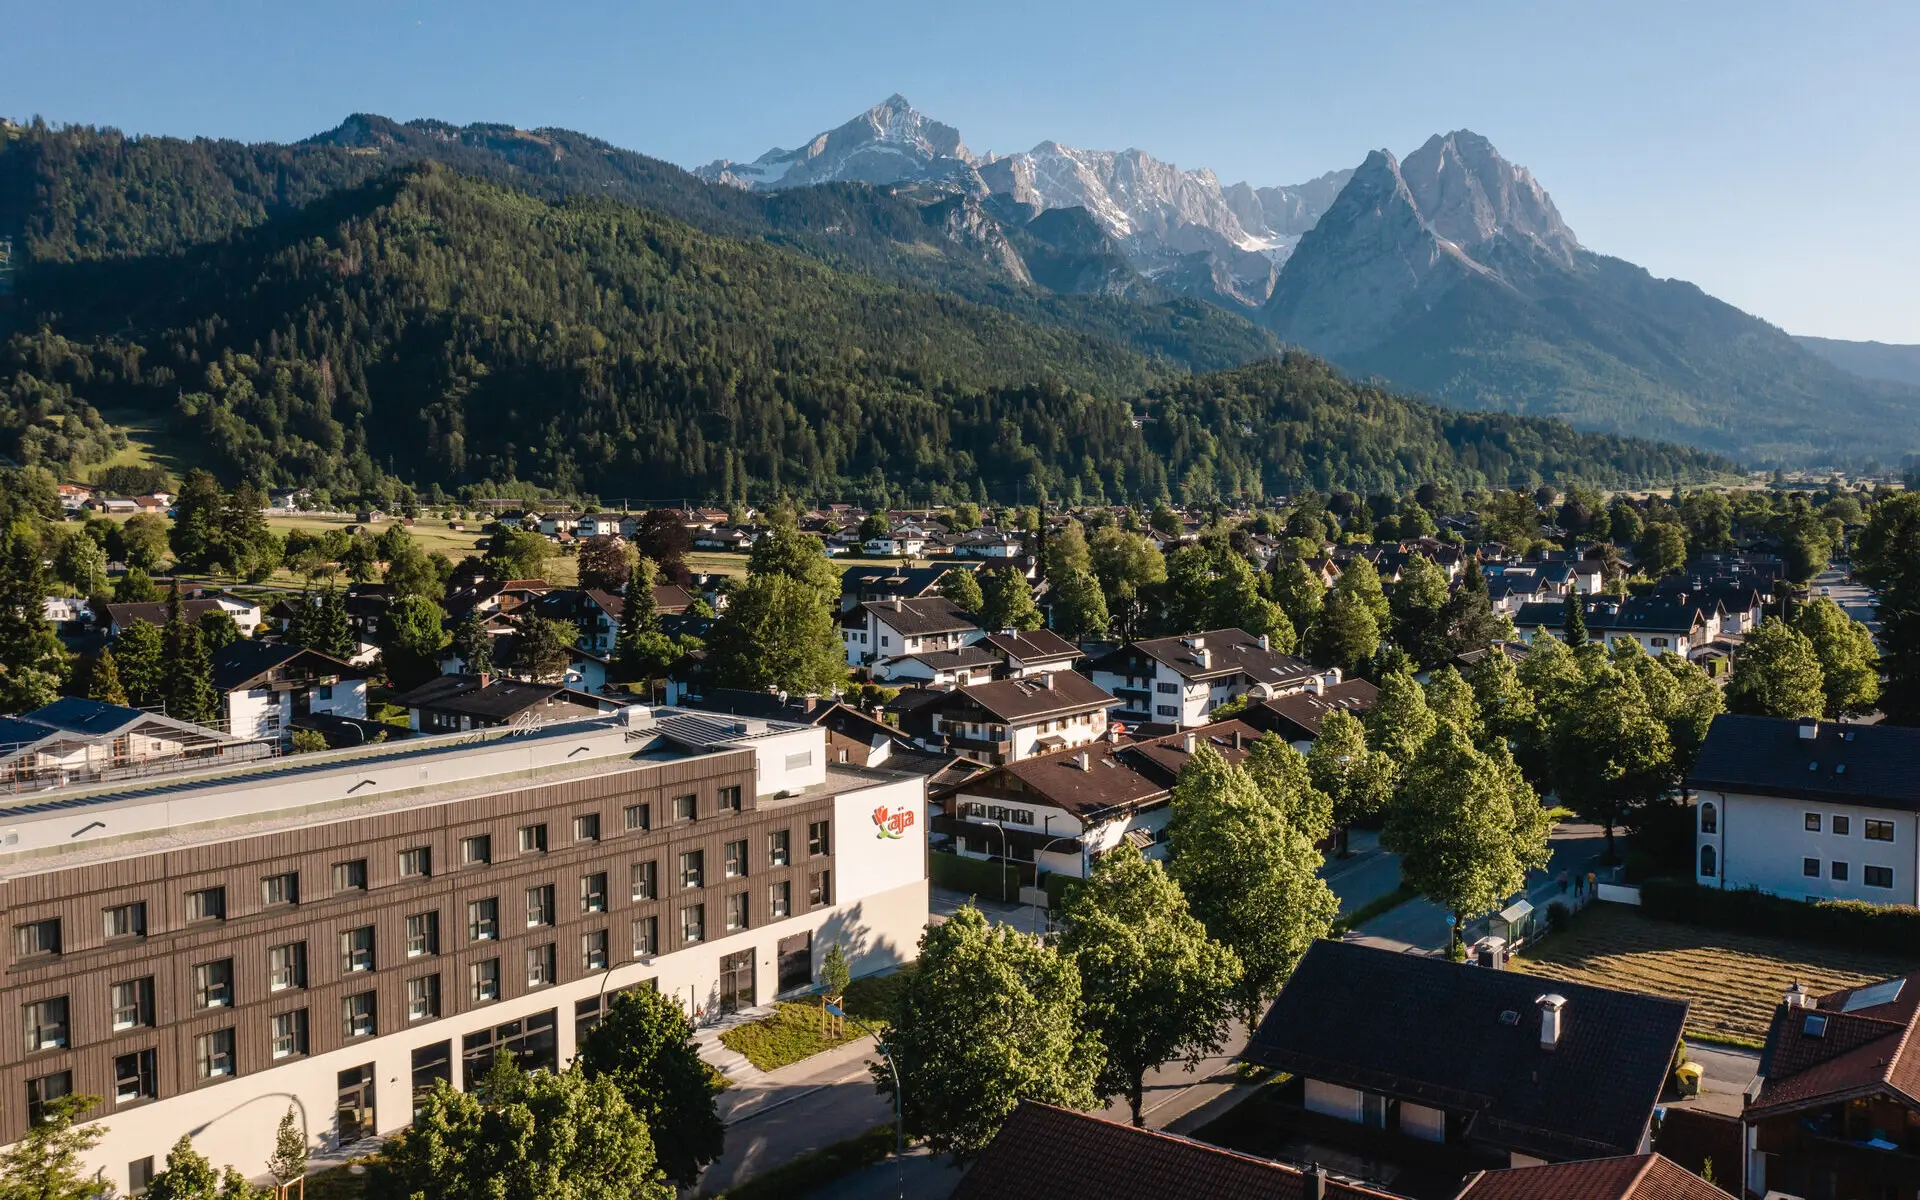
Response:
[1547,900,1571,931]
[929,850,1018,901]
[1641,877,1920,953]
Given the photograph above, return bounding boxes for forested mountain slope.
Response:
[2,166,1732,501]
[0,116,1277,373]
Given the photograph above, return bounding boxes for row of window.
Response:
[11,807,815,966]
[19,871,834,1064]
[1805,812,1896,841]
[1801,858,1896,888]
[959,804,1036,827]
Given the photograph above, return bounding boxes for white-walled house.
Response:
[1690,714,1920,904]
[210,642,371,742]
[1513,596,1715,657]
[1086,628,1331,728]
[840,597,983,669]
[896,672,1118,767]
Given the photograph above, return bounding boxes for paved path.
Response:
[698,1034,896,1196]
[1353,821,1611,954]
[1322,829,1403,917]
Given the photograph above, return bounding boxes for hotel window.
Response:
[632,915,658,957]
[195,959,234,1009]
[674,793,696,822]
[197,1028,236,1079]
[114,1050,156,1103]
[582,929,609,971]
[103,902,146,940]
[470,958,501,1003]
[682,904,705,945]
[1833,862,1850,881]
[22,997,68,1052]
[261,872,299,907]
[26,1071,71,1124]
[186,886,226,922]
[718,786,742,814]
[574,814,601,843]
[341,926,376,974]
[406,912,440,957]
[269,942,307,991]
[111,978,155,1030]
[461,835,492,866]
[725,839,748,878]
[680,850,705,890]
[525,943,556,988]
[809,871,833,908]
[333,858,368,892]
[808,821,831,857]
[128,1158,155,1195]
[726,892,749,933]
[519,824,548,854]
[399,847,433,879]
[624,803,651,832]
[526,884,555,927]
[580,872,608,914]
[770,880,792,919]
[14,917,60,959]
[769,830,791,867]
[469,898,500,942]
[407,975,441,1022]
[631,860,658,901]
[1867,819,1896,842]
[272,1009,309,1059]
[343,992,377,1039]
[1866,865,1896,889]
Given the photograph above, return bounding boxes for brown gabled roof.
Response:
[1750,974,1920,1117]
[1092,627,1318,688]
[982,628,1081,663]
[853,596,979,637]
[955,743,1165,817]
[942,669,1117,724]
[1248,679,1380,740]
[1125,719,1266,784]
[1455,1154,1722,1200]
[952,1102,1402,1200]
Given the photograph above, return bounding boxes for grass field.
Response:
[715,970,907,1072]
[85,407,199,483]
[1513,903,1918,1047]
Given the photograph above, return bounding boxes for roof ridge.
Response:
[1625,1151,1657,1197]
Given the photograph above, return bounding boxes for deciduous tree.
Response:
[937,567,985,615]
[706,573,846,695]
[144,1134,269,1200]
[576,987,725,1186]
[1049,570,1110,641]
[0,1093,106,1200]
[1308,708,1393,855]
[379,595,451,691]
[877,905,1101,1159]
[979,567,1043,632]
[1058,843,1242,1126]
[1793,596,1881,719]
[1726,619,1826,719]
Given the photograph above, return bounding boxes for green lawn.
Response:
[85,406,200,483]
[716,970,908,1073]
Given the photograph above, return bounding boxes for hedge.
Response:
[1043,871,1084,912]
[929,851,1018,902]
[1640,878,1920,953]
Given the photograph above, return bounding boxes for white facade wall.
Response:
[1402,1102,1446,1143]
[225,682,370,741]
[1304,1079,1363,1122]
[1696,790,1920,905]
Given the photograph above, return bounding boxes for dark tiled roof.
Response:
[953,742,1165,817]
[1455,642,1531,668]
[837,564,965,599]
[209,641,364,693]
[392,674,617,721]
[1243,941,1686,1161]
[1687,714,1920,810]
[1750,973,1920,1116]
[1093,628,1317,686]
[942,670,1118,723]
[952,1102,1400,1200]
[1250,680,1380,740]
[1124,719,1265,784]
[852,596,979,637]
[1456,1155,1722,1200]
[889,645,1000,671]
[651,584,693,614]
[104,598,230,628]
[983,628,1081,663]
[1513,597,1708,636]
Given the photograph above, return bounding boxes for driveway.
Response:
[1353,820,1611,954]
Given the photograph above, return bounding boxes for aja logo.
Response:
[871,804,916,840]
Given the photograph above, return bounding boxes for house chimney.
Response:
[1258,633,1270,651]
[1039,672,1054,690]
[477,672,492,688]
[1798,716,1819,740]
[1307,677,1325,696]
[1076,750,1091,772]
[1537,993,1567,1049]
[1232,729,1243,751]
[1308,1167,1328,1200]
[1183,732,1197,755]
[893,595,905,611]
[1784,981,1812,1009]
[1196,647,1212,669]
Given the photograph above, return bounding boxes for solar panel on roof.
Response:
[1843,980,1905,1012]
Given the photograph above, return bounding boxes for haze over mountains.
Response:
[699,96,1920,467]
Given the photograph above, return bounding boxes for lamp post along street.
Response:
[982,817,1011,903]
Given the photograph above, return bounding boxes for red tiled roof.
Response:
[1456,1154,1722,1200]
[1751,974,1920,1116]
[952,1102,1402,1200]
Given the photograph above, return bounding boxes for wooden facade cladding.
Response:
[0,747,840,1143]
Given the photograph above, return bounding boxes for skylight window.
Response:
[1804,1013,1829,1038]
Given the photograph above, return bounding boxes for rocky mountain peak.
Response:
[1400,129,1578,265]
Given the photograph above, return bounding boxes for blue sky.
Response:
[7,0,1916,341]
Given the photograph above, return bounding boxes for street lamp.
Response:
[980,818,1012,904]
[827,1001,905,1200]
[1034,815,1082,935]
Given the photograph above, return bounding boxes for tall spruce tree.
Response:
[0,527,66,713]
[160,583,218,725]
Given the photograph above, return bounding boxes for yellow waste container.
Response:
[1674,1061,1703,1097]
